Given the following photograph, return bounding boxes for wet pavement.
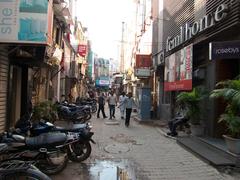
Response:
[52,159,136,180]
[52,109,240,180]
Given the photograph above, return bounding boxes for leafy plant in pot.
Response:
[176,88,205,136]
[210,77,240,154]
[32,100,58,123]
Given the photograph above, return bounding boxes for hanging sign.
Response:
[78,44,87,57]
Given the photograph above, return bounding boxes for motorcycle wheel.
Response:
[91,106,97,113]
[68,141,92,162]
[38,154,68,175]
[2,169,51,180]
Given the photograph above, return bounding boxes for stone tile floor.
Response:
[52,110,240,180]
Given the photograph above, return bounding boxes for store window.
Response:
[162,91,171,104]
[160,81,171,104]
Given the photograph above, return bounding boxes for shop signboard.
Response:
[164,44,193,91]
[135,54,152,68]
[209,40,240,60]
[134,68,151,77]
[96,76,110,87]
[0,0,53,44]
[166,3,228,52]
[78,44,87,57]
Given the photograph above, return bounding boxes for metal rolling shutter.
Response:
[0,47,8,132]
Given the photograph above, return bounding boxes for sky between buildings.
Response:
[76,0,136,61]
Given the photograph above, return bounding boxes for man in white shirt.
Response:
[118,92,126,119]
[107,91,117,119]
[122,92,138,127]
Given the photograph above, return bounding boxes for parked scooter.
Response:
[15,113,95,162]
[0,130,70,175]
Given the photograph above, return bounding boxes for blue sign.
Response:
[209,41,240,60]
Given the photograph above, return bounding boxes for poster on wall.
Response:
[0,0,53,44]
[164,44,193,91]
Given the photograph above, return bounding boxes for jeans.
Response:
[97,104,106,118]
[109,105,115,119]
[168,116,189,134]
[125,108,132,126]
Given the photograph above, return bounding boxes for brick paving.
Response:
[52,109,239,180]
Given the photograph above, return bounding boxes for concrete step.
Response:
[177,136,237,167]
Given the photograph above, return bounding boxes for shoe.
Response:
[166,132,172,136]
[125,123,129,127]
[166,132,178,137]
[113,116,115,118]
[121,117,124,119]
[171,132,178,137]
[104,116,108,118]
[97,116,99,118]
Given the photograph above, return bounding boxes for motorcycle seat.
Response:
[55,123,87,132]
[0,143,8,153]
[62,106,81,114]
[25,133,67,148]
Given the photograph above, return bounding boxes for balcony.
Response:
[53,0,72,33]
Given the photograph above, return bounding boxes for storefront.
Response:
[161,0,240,137]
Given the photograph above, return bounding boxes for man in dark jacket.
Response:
[97,93,107,118]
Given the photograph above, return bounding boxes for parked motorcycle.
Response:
[15,113,95,162]
[76,98,97,113]
[0,143,51,180]
[56,102,92,123]
[0,130,70,175]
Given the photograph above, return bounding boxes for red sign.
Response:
[135,54,152,68]
[78,44,87,57]
[164,80,192,91]
[164,44,193,91]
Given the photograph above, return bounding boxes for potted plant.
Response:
[32,100,58,123]
[176,87,205,136]
[210,76,240,154]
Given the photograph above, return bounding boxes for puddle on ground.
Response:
[89,159,136,180]
[51,159,137,180]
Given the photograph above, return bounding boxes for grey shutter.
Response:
[0,47,8,132]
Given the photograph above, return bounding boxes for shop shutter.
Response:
[0,47,8,132]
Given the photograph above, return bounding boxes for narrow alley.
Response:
[52,110,238,180]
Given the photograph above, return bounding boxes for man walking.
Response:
[121,92,138,127]
[118,92,126,119]
[107,91,117,119]
[97,92,107,118]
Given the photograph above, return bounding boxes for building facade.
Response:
[0,0,90,132]
[154,0,240,137]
